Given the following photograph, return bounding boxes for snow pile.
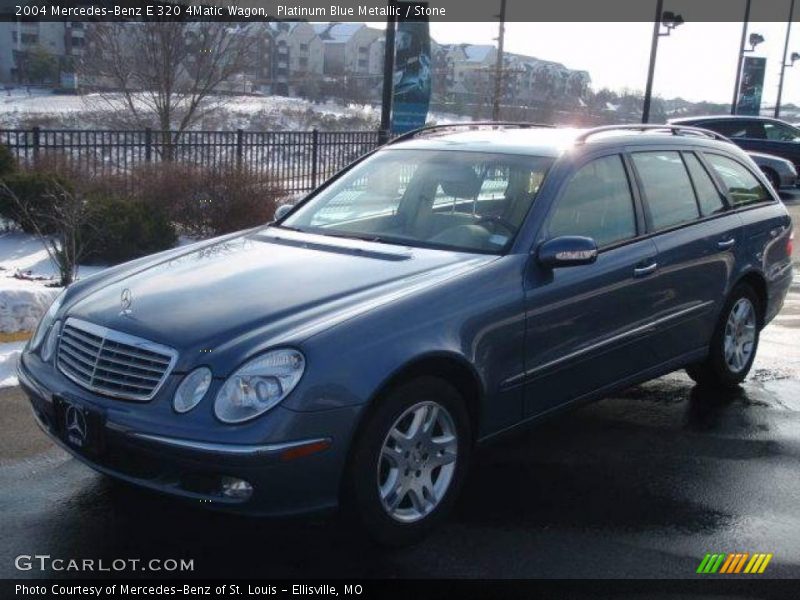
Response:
[0,341,25,388]
[0,287,59,334]
[0,232,104,333]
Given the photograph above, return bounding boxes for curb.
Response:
[0,331,31,343]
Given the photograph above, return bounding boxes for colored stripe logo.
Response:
[697,553,773,574]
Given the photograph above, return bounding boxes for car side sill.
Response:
[503,300,714,389]
[480,346,708,445]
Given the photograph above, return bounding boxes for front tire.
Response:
[687,283,761,388]
[342,376,471,546]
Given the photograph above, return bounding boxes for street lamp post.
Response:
[642,1,684,123]
[731,0,753,115]
[492,0,507,121]
[378,4,397,144]
[775,0,796,119]
[776,51,800,118]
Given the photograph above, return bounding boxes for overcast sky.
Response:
[428,21,800,107]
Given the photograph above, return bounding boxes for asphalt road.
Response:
[1,199,799,580]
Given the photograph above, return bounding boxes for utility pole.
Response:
[775,0,796,119]
[732,0,752,115]
[378,3,397,144]
[642,0,664,123]
[492,0,507,121]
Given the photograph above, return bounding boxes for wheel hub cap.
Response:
[377,400,458,523]
[724,297,756,373]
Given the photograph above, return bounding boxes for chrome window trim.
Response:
[56,317,178,402]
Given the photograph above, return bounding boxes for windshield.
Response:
[280,149,554,254]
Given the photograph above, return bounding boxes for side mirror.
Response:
[274,204,294,221]
[537,236,598,268]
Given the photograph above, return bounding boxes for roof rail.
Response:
[575,124,731,144]
[386,121,556,146]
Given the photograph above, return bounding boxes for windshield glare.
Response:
[281,149,554,253]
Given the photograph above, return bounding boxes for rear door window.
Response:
[631,151,700,230]
[704,153,771,207]
[683,152,726,216]
[699,120,749,138]
[547,155,637,248]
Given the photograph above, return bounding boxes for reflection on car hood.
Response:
[747,151,794,167]
[65,227,495,365]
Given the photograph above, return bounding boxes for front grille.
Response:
[57,318,177,401]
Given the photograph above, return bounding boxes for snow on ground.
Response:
[0,88,467,130]
[0,231,105,334]
[0,341,25,388]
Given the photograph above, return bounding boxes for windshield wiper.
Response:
[313,230,387,244]
[272,224,306,233]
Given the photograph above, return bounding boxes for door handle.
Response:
[633,261,658,277]
[717,238,736,250]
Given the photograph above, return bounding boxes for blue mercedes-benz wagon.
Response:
[18,123,794,544]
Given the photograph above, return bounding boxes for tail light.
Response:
[789,229,794,257]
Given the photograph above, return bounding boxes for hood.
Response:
[66,228,494,370]
[747,151,793,167]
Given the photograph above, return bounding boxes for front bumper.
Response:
[18,354,359,516]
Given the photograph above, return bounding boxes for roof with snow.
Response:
[314,23,365,43]
[463,45,495,62]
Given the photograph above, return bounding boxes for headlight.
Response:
[30,290,66,353]
[173,367,212,414]
[214,349,305,423]
[40,320,61,363]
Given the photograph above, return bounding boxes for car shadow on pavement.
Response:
[453,382,768,535]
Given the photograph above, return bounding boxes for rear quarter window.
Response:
[704,153,772,207]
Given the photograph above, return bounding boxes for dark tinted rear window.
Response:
[683,152,726,216]
[695,120,749,138]
[631,151,700,230]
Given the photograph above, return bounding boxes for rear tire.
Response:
[342,376,471,546]
[686,283,761,388]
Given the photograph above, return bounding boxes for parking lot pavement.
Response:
[1,202,798,580]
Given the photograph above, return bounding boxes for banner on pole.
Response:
[390,2,432,134]
[736,56,766,116]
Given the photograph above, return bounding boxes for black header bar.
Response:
[3,0,800,23]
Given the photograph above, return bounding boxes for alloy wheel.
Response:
[377,401,458,523]
[724,297,757,373]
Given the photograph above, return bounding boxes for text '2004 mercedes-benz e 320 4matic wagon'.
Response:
[19,123,794,545]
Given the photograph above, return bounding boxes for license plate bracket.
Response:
[53,397,106,457]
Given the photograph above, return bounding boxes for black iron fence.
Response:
[0,128,382,195]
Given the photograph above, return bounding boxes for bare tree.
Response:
[81,21,255,156]
[0,179,95,286]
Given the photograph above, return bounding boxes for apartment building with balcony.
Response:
[0,20,85,85]
[249,21,324,96]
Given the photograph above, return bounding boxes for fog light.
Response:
[220,476,253,500]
